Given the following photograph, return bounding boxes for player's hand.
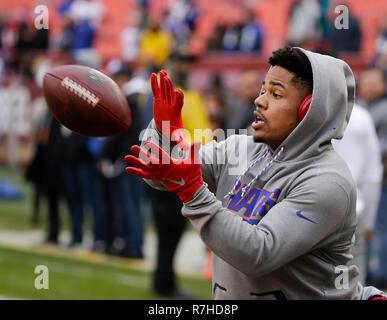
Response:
[125,141,203,203]
[151,70,189,150]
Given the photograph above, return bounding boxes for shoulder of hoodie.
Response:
[288,145,356,203]
[214,134,355,190]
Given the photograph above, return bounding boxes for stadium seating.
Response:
[0,0,385,63]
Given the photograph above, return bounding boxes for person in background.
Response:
[226,70,262,135]
[140,53,208,298]
[67,0,105,27]
[375,41,387,72]
[287,0,321,48]
[222,8,263,53]
[357,68,387,289]
[171,52,212,144]
[317,0,331,47]
[8,9,50,78]
[58,0,74,16]
[61,128,103,248]
[139,16,173,72]
[328,2,362,56]
[375,15,387,58]
[96,64,144,257]
[25,58,64,240]
[203,91,227,135]
[121,11,142,63]
[56,0,76,51]
[25,57,53,225]
[332,104,383,284]
[65,0,105,68]
[162,0,199,51]
[25,102,47,226]
[38,113,66,244]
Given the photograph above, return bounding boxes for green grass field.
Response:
[0,165,40,230]
[0,245,212,300]
[0,166,212,300]
[0,165,74,231]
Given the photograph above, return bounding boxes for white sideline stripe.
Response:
[0,295,23,300]
[47,262,149,288]
[115,275,149,288]
[0,230,206,276]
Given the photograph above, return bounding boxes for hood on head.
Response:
[227,48,355,199]
[276,48,355,161]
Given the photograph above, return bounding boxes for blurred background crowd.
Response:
[0,0,387,298]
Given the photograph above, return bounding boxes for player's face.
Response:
[252,66,309,150]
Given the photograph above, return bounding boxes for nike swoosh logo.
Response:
[296,211,316,224]
[165,177,185,186]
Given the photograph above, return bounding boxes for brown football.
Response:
[43,64,131,137]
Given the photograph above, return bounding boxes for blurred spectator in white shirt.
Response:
[121,11,142,63]
[162,0,199,51]
[67,0,105,27]
[287,0,321,47]
[332,104,383,285]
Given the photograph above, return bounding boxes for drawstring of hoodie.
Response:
[225,147,285,199]
[224,150,269,199]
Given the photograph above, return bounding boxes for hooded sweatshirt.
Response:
[140,48,386,300]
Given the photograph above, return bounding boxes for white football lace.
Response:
[61,77,100,107]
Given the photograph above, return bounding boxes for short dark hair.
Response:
[268,46,313,93]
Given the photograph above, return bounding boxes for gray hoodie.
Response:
[140,48,386,299]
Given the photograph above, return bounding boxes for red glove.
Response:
[125,141,203,203]
[368,295,387,300]
[151,70,189,151]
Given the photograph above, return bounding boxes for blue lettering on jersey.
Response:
[227,181,281,225]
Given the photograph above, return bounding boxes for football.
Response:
[43,64,131,137]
